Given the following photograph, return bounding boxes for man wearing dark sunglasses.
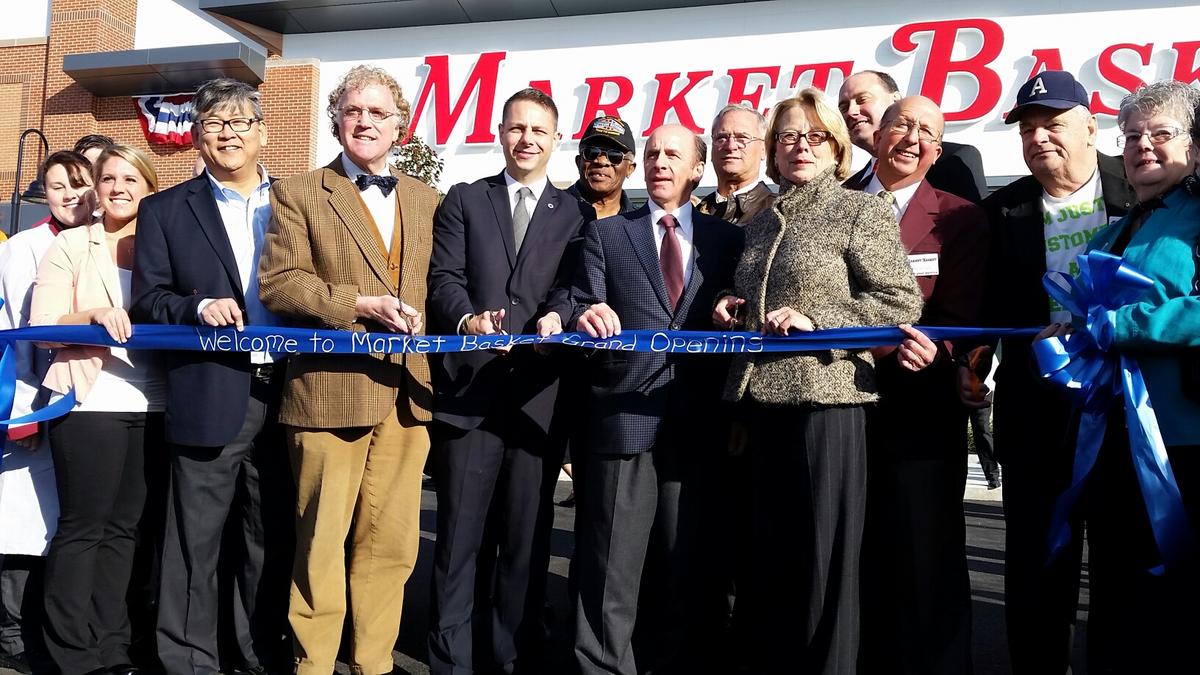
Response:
[567,116,638,222]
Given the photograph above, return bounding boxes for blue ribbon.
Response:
[1034,250,1194,572]
[0,297,76,430]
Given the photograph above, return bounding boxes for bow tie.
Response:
[355,173,398,197]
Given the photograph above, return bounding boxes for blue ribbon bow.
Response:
[1034,250,1194,572]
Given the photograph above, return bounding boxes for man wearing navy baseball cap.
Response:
[568,116,638,222]
[965,70,1135,675]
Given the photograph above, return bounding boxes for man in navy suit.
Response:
[131,78,293,675]
[425,88,587,675]
[850,96,989,675]
[538,124,742,675]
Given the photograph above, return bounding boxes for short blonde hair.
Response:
[765,87,853,184]
[327,64,411,144]
[93,144,159,193]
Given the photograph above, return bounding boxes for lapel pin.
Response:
[547,203,555,209]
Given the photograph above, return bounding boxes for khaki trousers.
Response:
[286,405,430,675]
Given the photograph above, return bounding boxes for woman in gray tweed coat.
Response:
[712,88,923,674]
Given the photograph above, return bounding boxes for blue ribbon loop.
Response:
[1034,250,1194,572]
[0,297,78,431]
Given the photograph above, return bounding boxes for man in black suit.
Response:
[132,78,293,674]
[853,96,989,675]
[538,124,742,675]
[839,70,989,203]
[425,87,587,675]
[965,70,1134,675]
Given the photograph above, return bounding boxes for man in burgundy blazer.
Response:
[850,96,990,675]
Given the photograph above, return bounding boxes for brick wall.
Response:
[0,40,50,198]
[260,57,322,179]
[0,0,324,198]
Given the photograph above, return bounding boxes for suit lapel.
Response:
[87,223,121,307]
[323,155,395,291]
[186,174,244,300]
[897,181,939,252]
[390,167,425,302]
[624,207,673,314]
[487,176,518,269]
[516,186,561,264]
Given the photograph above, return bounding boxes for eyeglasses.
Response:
[338,106,400,124]
[1117,126,1187,148]
[198,117,260,134]
[886,117,941,144]
[775,130,832,146]
[713,133,762,148]
[580,145,628,164]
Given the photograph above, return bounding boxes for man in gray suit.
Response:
[539,124,742,675]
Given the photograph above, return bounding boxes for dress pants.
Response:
[287,404,430,675]
[746,403,865,675]
[573,438,704,675]
[43,411,160,675]
[860,405,972,675]
[0,555,38,657]
[999,408,1083,675]
[427,414,562,675]
[157,375,294,675]
[1083,405,1198,675]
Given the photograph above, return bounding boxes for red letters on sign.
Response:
[643,71,714,135]
[1170,41,1200,85]
[408,51,506,145]
[1024,49,1065,83]
[789,61,855,93]
[726,66,781,112]
[1090,43,1152,115]
[892,18,1005,122]
[574,76,635,139]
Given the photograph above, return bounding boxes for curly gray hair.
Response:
[327,64,411,144]
[1117,80,1200,141]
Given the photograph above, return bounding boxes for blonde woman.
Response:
[31,145,164,675]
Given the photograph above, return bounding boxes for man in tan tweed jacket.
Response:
[258,65,436,675]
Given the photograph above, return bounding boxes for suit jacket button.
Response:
[511,297,520,305]
[389,263,399,270]
[670,323,680,330]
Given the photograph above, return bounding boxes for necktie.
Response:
[659,214,684,311]
[355,173,398,197]
[512,187,533,252]
[876,189,897,209]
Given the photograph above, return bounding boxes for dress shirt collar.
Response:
[341,153,393,181]
[503,170,548,204]
[204,165,270,201]
[864,174,922,219]
[647,199,694,235]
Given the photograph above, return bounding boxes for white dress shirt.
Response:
[197,165,283,363]
[864,175,922,221]
[648,199,696,287]
[341,154,397,250]
[503,170,548,216]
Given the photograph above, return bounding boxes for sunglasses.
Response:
[580,145,628,164]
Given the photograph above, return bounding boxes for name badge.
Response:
[908,253,939,277]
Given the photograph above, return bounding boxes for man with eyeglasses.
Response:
[839,70,988,203]
[568,116,638,222]
[425,88,587,675]
[850,95,989,675]
[697,104,775,225]
[966,70,1134,675]
[132,77,294,675]
[258,65,439,675]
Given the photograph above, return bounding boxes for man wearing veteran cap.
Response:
[568,116,638,222]
[697,105,776,225]
[968,69,1134,674]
